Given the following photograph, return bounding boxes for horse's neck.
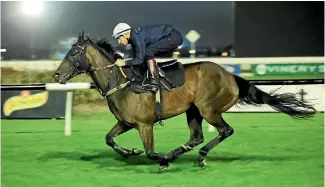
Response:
[87,48,128,109]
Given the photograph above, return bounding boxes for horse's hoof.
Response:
[158,160,169,172]
[131,148,144,155]
[197,159,207,168]
[159,164,169,172]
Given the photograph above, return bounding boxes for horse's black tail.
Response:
[233,75,316,119]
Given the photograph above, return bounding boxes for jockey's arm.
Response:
[114,51,124,59]
[126,34,145,66]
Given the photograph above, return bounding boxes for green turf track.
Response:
[2,112,324,187]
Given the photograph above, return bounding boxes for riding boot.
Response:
[146,59,159,93]
[146,59,163,125]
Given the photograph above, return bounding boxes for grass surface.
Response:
[1,112,324,187]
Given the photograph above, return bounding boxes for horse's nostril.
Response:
[54,73,60,77]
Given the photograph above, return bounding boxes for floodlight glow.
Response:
[21,0,44,16]
[189,50,196,54]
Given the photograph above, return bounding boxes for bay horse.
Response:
[53,31,316,169]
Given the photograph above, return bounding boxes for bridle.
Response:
[69,43,130,97]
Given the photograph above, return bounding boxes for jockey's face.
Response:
[118,36,128,46]
[117,33,129,46]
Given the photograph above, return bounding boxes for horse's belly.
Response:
[161,87,194,119]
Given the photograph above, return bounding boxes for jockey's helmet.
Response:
[112,23,131,38]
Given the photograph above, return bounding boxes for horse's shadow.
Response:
[37,149,300,173]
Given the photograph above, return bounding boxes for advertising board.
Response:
[1,90,67,119]
[252,63,324,75]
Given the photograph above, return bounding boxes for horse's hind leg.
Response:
[106,121,144,158]
[186,105,204,147]
[197,115,234,167]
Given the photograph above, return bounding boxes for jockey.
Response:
[112,23,183,92]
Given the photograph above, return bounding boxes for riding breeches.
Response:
[144,28,183,61]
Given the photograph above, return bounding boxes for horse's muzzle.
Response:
[53,72,69,84]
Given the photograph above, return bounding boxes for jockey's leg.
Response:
[144,28,183,123]
[146,59,159,93]
[146,58,163,124]
[144,29,182,88]
[144,28,183,64]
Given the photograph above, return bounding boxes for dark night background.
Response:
[1,1,235,55]
[1,1,323,59]
[235,1,324,57]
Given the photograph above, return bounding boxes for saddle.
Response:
[122,59,185,94]
[121,59,185,125]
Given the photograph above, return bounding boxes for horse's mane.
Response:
[96,38,124,61]
[85,36,117,62]
[96,38,115,55]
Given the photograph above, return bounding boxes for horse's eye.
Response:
[71,49,79,56]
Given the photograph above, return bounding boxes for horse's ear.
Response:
[77,31,85,44]
[81,30,84,38]
[80,31,85,44]
[86,35,91,42]
[77,32,81,43]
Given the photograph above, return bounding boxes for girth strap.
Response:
[154,83,164,126]
[103,81,131,97]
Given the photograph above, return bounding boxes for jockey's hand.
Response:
[115,59,126,67]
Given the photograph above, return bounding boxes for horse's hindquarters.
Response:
[192,62,239,123]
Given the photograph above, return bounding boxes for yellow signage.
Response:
[3,91,49,116]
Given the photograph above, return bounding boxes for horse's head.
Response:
[53,31,116,84]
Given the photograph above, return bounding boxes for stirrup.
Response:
[149,79,159,92]
[149,86,158,93]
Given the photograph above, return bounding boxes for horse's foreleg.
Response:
[106,121,143,158]
[137,105,204,169]
[137,123,172,169]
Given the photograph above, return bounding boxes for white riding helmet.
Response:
[112,23,131,38]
